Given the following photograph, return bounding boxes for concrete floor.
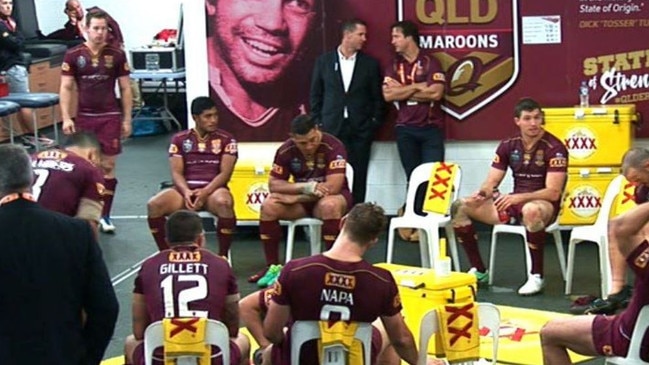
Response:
[93,131,608,363]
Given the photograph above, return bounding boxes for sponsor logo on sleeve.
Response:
[61,62,70,72]
[168,144,178,154]
[549,157,567,167]
[329,159,346,169]
[492,154,500,164]
[433,72,446,82]
[272,164,283,175]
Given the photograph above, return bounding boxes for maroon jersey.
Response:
[491,131,568,198]
[169,129,238,190]
[61,43,130,116]
[134,245,238,321]
[385,53,446,128]
[270,255,402,364]
[634,184,649,204]
[31,149,104,217]
[271,132,349,190]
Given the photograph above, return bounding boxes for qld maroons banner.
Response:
[187,0,649,141]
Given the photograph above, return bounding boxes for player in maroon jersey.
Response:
[59,9,132,234]
[124,210,250,365]
[31,131,105,235]
[249,114,351,284]
[541,200,649,363]
[262,203,419,365]
[147,97,238,255]
[451,98,568,295]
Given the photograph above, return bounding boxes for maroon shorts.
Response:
[76,114,122,156]
[592,314,631,358]
[132,341,242,365]
[272,325,383,364]
[501,200,560,226]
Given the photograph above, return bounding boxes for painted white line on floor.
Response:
[111,251,157,287]
[109,215,148,220]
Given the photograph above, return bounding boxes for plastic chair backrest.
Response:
[290,320,372,365]
[143,318,230,365]
[594,175,626,228]
[345,162,354,193]
[405,162,462,217]
[417,303,500,365]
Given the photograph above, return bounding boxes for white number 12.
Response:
[160,274,208,318]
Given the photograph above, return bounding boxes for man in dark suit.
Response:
[0,144,118,365]
[310,19,384,205]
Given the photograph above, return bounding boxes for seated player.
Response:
[263,203,420,365]
[124,210,250,365]
[147,97,237,255]
[250,114,351,286]
[31,131,104,235]
[451,98,568,295]
[541,196,649,363]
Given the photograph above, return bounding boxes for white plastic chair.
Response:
[606,304,649,364]
[565,175,625,296]
[386,162,462,269]
[144,318,230,365]
[488,205,566,286]
[282,163,354,263]
[290,320,372,365]
[417,303,500,365]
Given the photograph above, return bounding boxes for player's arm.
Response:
[240,290,271,348]
[202,154,236,195]
[59,75,77,122]
[477,167,507,198]
[268,176,320,202]
[609,200,649,257]
[222,293,241,338]
[131,293,150,340]
[263,301,291,345]
[76,197,103,238]
[382,77,418,102]
[510,171,566,204]
[410,82,444,102]
[169,155,191,195]
[380,313,419,365]
[117,75,133,137]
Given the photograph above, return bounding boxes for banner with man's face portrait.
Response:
[186,0,649,141]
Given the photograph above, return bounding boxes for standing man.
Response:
[147,97,238,255]
[310,18,384,205]
[31,131,105,235]
[60,9,132,234]
[124,210,250,365]
[205,0,321,141]
[250,114,351,285]
[451,98,568,295]
[382,20,446,213]
[263,203,420,365]
[0,144,118,364]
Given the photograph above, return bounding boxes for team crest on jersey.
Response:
[396,0,519,120]
[168,250,201,262]
[316,153,325,169]
[510,149,521,163]
[535,150,545,167]
[324,272,356,290]
[76,55,87,68]
[290,158,301,173]
[182,139,193,153]
[104,55,114,69]
[211,139,222,154]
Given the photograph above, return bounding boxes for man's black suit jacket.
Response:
[0,199,118,365]
[310,50,383,139]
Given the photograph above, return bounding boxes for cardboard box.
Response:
[130,47,185,72]
[544,104,636,166]
[375,263,476,355]
[230,142,281,221]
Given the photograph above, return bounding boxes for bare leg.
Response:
[540,316,598,365]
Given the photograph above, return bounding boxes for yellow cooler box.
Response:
[559,167,638,225]
[375,263,476,355]
[230,142,281,222]
[544,104,637,166]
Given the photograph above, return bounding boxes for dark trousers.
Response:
[396,125,445,213]
[339,123,374,205]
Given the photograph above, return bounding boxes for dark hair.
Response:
[622,147,649,174]
[191,97,217,116]
[391,20,419,44]
[85,9,109,27]
[343,203,387,245]
[290,114,316,135]
[0,145,33,196]
[341,19,366,36]
[63,131,101,150]
[514,97,542,118]
[166,210,203,245]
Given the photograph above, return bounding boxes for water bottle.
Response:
[579,81,590,108]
